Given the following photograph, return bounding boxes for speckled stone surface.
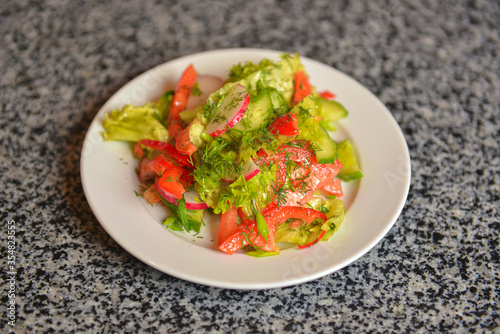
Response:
[1,0,499,332]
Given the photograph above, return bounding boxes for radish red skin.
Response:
[205,84,250,137]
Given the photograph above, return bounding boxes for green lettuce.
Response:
[102,103,169,142]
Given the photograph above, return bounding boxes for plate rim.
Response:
[80,48,411,290]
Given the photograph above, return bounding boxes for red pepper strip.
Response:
[318,90,337,100]
[134,139,194,168]
[264,205,327,226]
[167,64,197,137]
[134,139,170,158]
[298,230,326,249]
[269,113,299,136]
[293,71,312,105]
[265,205,327,249]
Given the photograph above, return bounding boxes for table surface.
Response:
[1,0,499,333]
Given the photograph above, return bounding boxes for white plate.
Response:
[81,48,411,289]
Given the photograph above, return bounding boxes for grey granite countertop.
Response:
[1,0,499,333]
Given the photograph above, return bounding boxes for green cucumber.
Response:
[269,90,288,119]
[313,124,338,164]
[337,139,363,181]
[295,95,337,164]
[318,97,348,131]
[233,91,272,131]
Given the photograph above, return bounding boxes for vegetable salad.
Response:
[103,53,362,256]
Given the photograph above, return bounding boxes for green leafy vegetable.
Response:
[103,104,169,142]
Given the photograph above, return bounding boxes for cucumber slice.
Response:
[269,90,288,118]
[337,139,363,181]
[294,95,338,164]
[318,97,348,131]
[313,124,338,164]
[233,91,272,131]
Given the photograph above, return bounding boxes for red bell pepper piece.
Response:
[293,71,312,105]
[134,139,194,168]
[269,113,299,136]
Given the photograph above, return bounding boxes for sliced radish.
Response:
[222,157,261,182]
[154,180,208,210]
[186,75,225,110]
[205,84,250,137]
[184,189,209,210]
[243,158,261,181]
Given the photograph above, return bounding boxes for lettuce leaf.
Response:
[102,103,169,142]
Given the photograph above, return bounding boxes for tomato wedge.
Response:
[218,208,241,246]
[167,64,197,137]
[293,71,312,105]
[323,178,343,197]
[175,125,198,157]
[144,154,176,176]
[269,113,299,136]
[142,185,160,205]
[156,165,186,199]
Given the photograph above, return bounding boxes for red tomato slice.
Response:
[168,64,197,137]
[175,125,198,157]
[156,166,185,199]
[273,140,314,188]
[218,209,241,246]
[269,113,299,136]
[219,206,279,255]
[142,185,160,205]
[318,90,337,100]
[323,178,343,197]
[145,154,177,176]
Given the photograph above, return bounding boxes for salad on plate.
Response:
[102,53,362,257]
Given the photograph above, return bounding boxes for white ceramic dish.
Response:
[80,48,411,290]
